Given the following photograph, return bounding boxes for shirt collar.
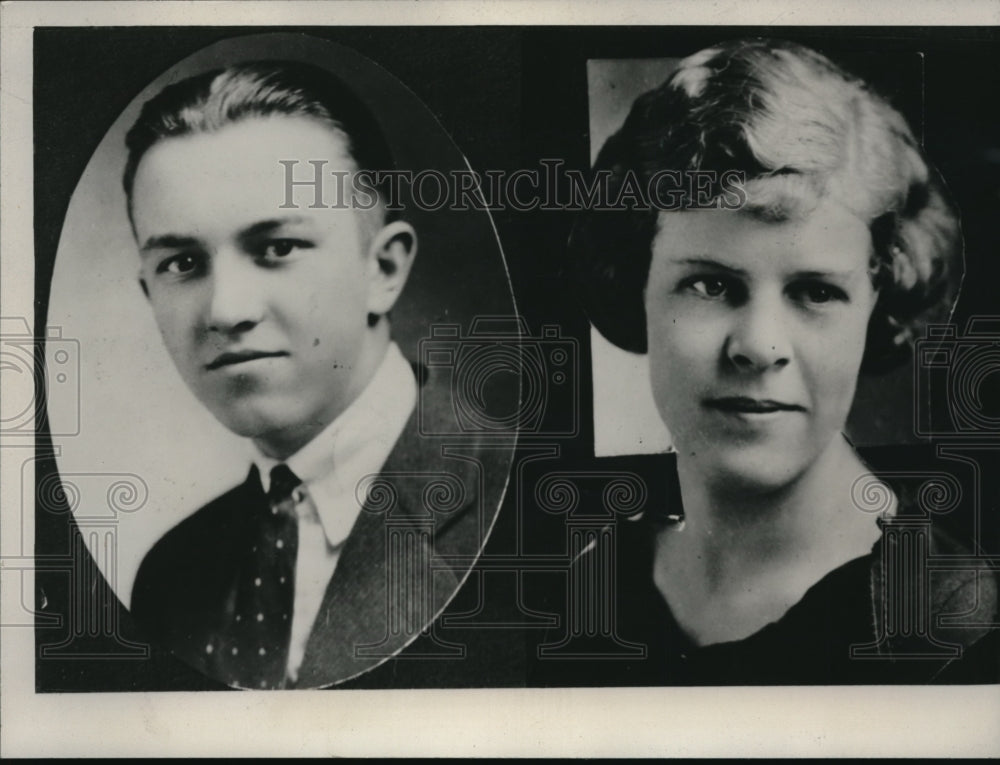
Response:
[253,342,417,546]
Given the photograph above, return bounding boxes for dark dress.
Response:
[529,457,999,686]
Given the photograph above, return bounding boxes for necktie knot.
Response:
[268,464,302,505]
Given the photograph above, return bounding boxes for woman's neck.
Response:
[655,433,888,644]
[679,434,878,566]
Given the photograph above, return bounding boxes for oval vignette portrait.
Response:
[44,33,517,690]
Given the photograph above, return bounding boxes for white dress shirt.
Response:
[252,342,416,681]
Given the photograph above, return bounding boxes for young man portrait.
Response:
[122,60,507,689]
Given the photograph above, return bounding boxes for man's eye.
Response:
[687,277,729,298]
[261,239,309,260]
[157,253,201,276]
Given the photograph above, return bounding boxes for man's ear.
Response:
[366,220,417,317]
[138,277,149,299]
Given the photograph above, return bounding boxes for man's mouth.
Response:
[703,396,804,414]
[205,350,288,371]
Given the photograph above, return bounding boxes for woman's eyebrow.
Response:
[791,267,858,281]
[675,257,747,276]
[674,258,860,281]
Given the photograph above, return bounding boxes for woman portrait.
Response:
[552,38,999,684]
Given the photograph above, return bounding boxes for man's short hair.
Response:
[570,38,963,373]
[123,60,399,229]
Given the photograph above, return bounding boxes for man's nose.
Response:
[724,293,792,372]
[205,252,266,334]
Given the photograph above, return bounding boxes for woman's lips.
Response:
[703,396,805,414]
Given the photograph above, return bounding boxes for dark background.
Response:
[33,26,1000,691]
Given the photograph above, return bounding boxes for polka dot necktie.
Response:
[225,464,302,690]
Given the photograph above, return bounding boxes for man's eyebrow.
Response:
[140,217,312,253]
[239,217,310,239]
[140,234,201,253]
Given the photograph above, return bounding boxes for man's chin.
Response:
[204,403,290,442]
[204,401,335,460]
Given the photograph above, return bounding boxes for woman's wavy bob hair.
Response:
[570,38,963,373]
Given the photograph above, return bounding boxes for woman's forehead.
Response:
[652,195,874,274]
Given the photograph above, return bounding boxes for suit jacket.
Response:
[131,365,512,689]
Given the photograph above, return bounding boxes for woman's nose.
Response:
[724,295,792,372]
[205,252,266,334]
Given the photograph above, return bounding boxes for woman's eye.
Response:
[793,282,847,305]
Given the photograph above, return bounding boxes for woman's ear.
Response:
[366,220,417,317]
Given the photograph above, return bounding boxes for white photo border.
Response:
[3,1,999,758]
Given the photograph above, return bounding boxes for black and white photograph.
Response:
[529,42,998,686]
[40,32,518,692]
[2,1,999,757]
